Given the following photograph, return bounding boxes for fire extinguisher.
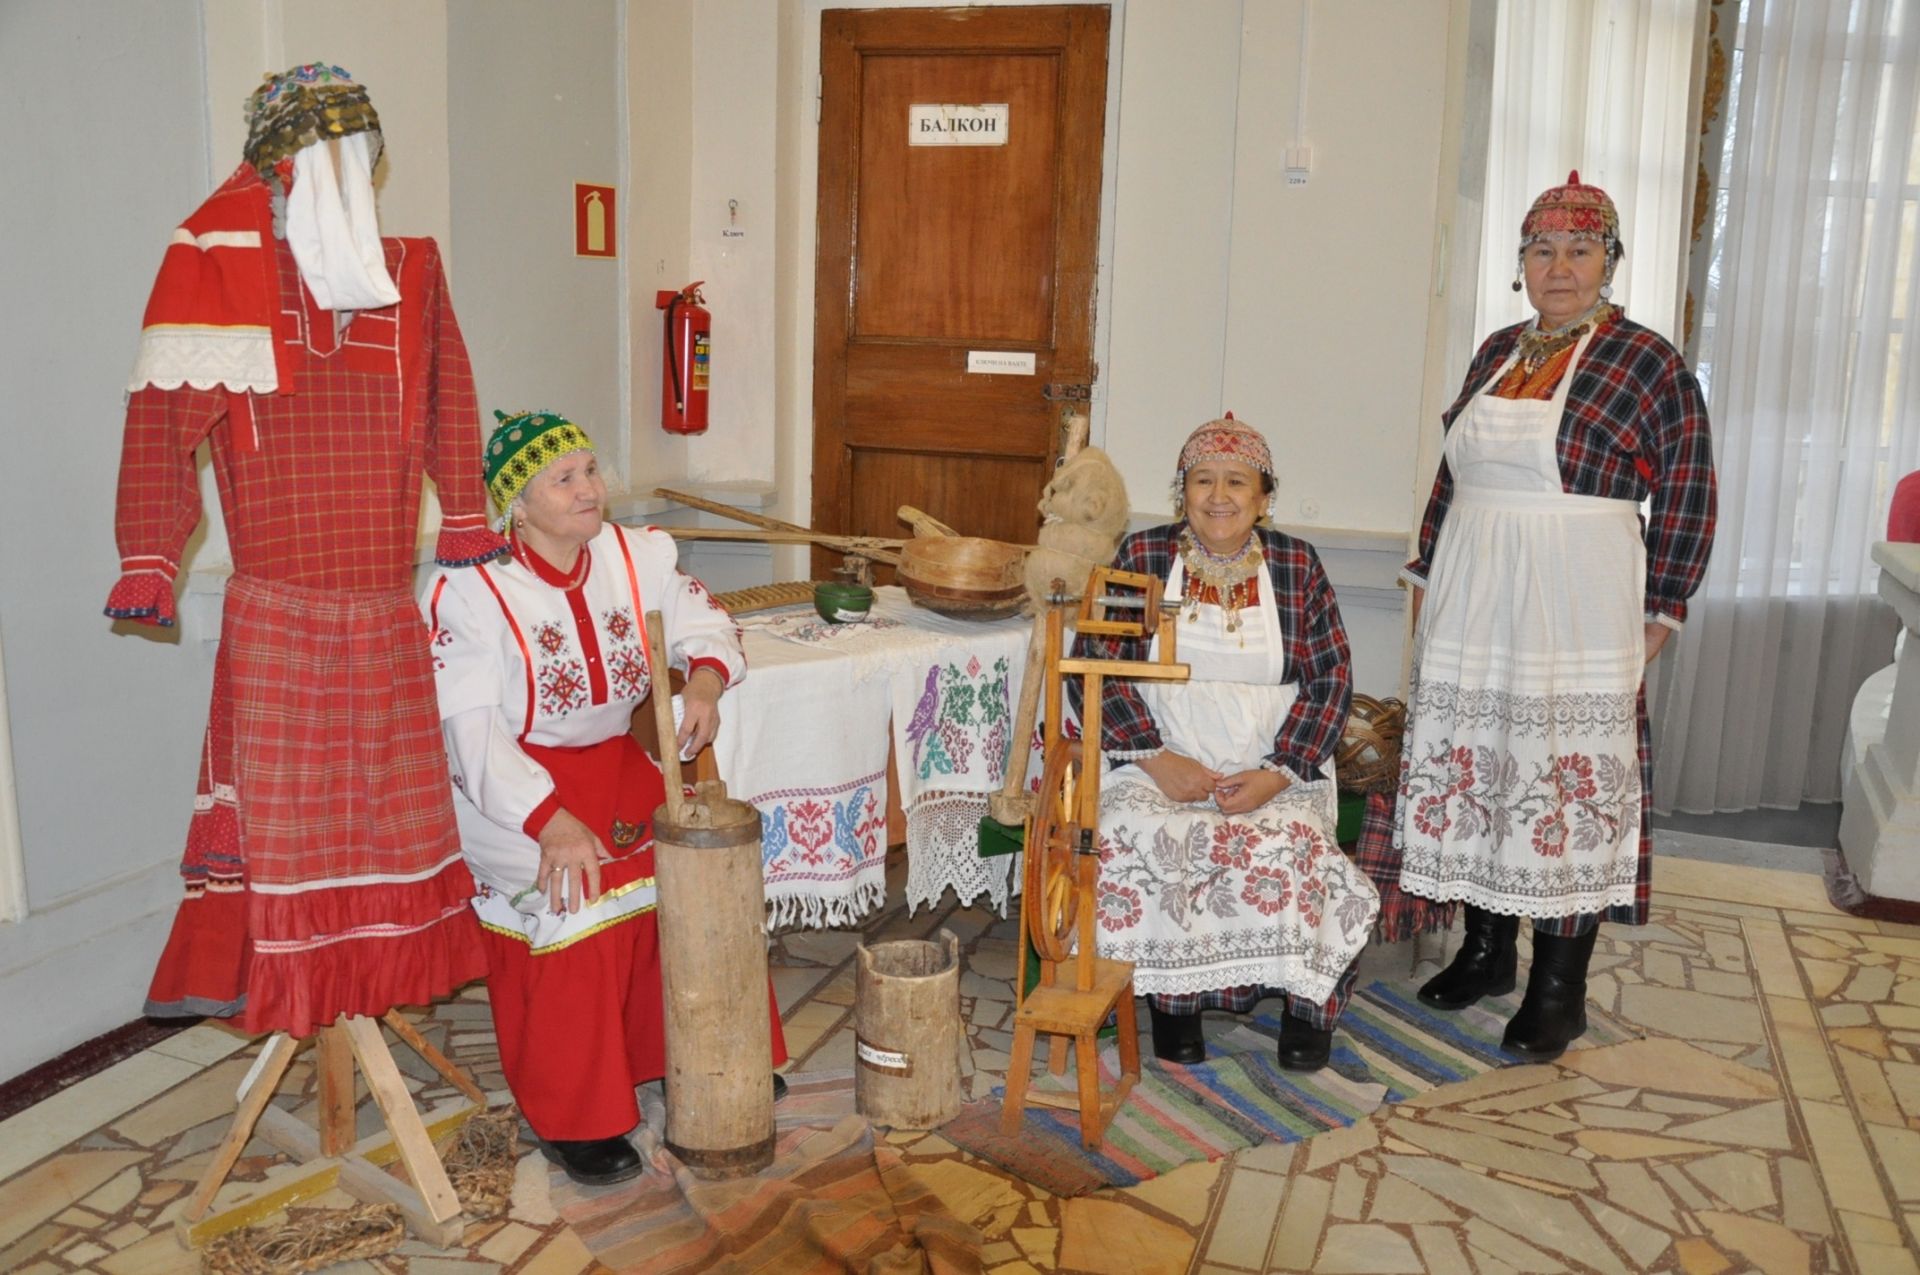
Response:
[655,282,710,435]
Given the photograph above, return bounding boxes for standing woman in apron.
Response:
[1395,172,1718,1061]
[1071,418,1379,1073]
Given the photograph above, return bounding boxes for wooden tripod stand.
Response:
[173,1009,487,1250]
[1000,568,1189,1148]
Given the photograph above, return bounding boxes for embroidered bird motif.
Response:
[904,665,940,753]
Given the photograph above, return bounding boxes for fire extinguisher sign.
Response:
[574,183,617,259]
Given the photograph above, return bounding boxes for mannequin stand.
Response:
[173,1009,486,1251]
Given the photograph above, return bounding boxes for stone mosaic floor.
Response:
[0,851,1915,1274]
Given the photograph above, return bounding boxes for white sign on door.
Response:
[909,103,1010,147]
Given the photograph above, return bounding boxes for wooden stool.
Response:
[1000,569,1188,1148]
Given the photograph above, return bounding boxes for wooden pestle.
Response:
[645,611,687,823]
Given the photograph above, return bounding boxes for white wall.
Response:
[0,0,218,1081]
[449,0,626,474]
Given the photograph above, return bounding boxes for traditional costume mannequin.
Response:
[423,410,789,1185]
[109,65,503,1036]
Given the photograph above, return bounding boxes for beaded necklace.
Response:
[1512,300,1618,378]
[1178,527,1262,634]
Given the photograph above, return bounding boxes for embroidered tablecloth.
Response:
[712,588,1040,927]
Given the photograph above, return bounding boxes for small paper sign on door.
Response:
[909,103,1010,147]
[967,350,1036,375]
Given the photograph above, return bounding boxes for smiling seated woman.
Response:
[1069,416,1380,1073]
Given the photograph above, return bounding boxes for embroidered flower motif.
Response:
[1241,865,1293,916]
[1555,753,1597,800]
[533,621,569,658]
[1297,872,1327,926]
[1097,880,1143,931]
[1281,821,1324,863]
[788,799,834,864]
[537,660,590,717]
[607,645,650,701]
[1439,745,1475,795]
[601,606,635,643]
[1533,810,1569,858]
[1210,821,1258,869]
[1413,794,1451,838]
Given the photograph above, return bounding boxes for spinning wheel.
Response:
[1000,568,1189,1148]
[1024,736,1090,964]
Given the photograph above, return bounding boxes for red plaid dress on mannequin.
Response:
[108,165,504,1036]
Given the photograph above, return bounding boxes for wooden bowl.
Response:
[898,536,1028,620]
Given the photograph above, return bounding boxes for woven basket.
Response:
[1336,694,1406,795]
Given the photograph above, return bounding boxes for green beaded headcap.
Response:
[485,410,595,514]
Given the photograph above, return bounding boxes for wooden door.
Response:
[811,5,1110,576]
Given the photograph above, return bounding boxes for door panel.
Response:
[853,53,1061,343]
[812,5,1109,575]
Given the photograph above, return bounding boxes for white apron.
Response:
[1395,332,1645,917]
[1092,552,1379,1004]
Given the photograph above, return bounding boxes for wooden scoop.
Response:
[897,505,959,539]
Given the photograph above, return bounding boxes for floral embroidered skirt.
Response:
[1395,487,1647,919]
[1093,770,1379,1005]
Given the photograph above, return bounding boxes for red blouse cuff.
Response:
[522,791,562,839]
[686,656,731,687]
[435,526,509,568]
[104,561,179,627]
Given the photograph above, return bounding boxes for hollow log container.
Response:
[854,929,964,1129]
[654,791,775,1180]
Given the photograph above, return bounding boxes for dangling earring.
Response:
[1511,262,1524,293]
[1600,277,1614,300]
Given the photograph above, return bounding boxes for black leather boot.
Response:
[1502,927,1600,1062]
[1417,905,1520,1010]
[538,1134,644,1185]
[1148,1003,1206,1064]
[1275,1010,1334,1073]
[773,1073,789,1103]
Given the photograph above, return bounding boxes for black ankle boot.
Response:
[1276,1011,1334,1073]
[1418,905,1520,1010]
[538,1133,643,1185]
[1148,1004,1206,1064]
[1502,927,1600,1062]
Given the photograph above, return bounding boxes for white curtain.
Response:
[1477,0,1704,344]
[1652,0,1920,811]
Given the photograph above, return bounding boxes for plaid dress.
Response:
[112,217,503,1036]
[1398,312,1716,929]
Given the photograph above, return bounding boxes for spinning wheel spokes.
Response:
[1025,736,1090,964]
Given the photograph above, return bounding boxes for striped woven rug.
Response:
[941,974,1634,1196]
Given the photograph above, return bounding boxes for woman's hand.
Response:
[537,807,610,914]
[1644,621,1672,664]
[1138,750,1223,804]
[1214,768,1288,815]
[676,666,725,757]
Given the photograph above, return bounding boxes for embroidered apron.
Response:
[1091,553,1379,1004]
[1396,331,1645,916]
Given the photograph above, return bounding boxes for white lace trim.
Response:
[129,326,277,394]
[1129,959,1340,1006]
[904,790,1019,917]
[1394,874,1637,919]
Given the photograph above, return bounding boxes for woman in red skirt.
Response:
[423,409,786,1184]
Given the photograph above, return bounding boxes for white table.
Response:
[708,588,1037,927]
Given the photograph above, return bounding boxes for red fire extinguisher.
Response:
[655,282,710,435]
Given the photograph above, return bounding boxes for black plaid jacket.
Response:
[1068,524,1352,777]
[1405,313,1717,627]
